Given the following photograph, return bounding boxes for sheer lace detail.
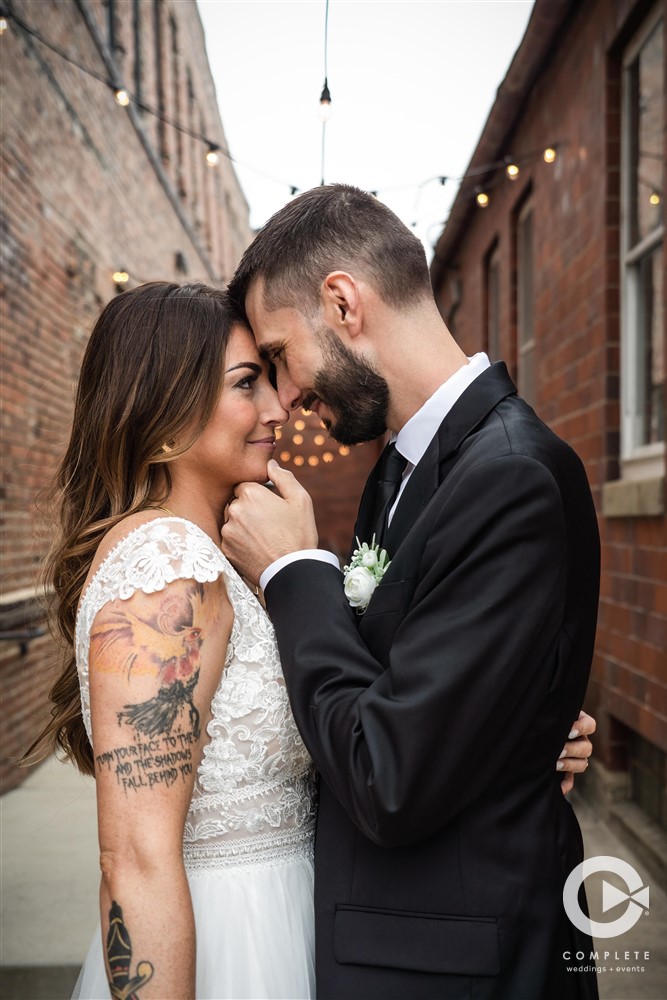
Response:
[76,517,316,874]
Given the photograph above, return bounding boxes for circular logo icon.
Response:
[563,855,649,938]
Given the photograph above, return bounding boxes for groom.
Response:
[222,185,600,999]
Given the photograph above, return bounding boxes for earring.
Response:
[160,442,174,454]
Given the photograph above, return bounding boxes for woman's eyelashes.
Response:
[234,373,260,391]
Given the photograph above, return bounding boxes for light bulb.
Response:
[112,270,129,285]
[476,191,490,208]
[323,452,334,463]
[114,88,130,107]
[649,192,661,206]
[505,162,519,181]
[0,17,9,34]
[206,145,220,166]
[543,147,557,164]
[319,80,332,122]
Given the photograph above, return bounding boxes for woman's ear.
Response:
[320,272,362,338]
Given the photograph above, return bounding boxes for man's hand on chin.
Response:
[221,460,319,585]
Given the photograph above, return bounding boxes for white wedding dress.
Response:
[72,517,317,1000]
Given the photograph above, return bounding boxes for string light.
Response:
[505,158,519,181]
[319,80,332,123]
[280,451,291,462]
[294,419,306,430]
[205,144,220,166]
[112,269,129,285]
[308,456,319,466]
[294,456,305,467]
[323,452,334,463]
[649,192,661,206]
[339,446,350,456]
[3,8,564,228]
[314,434,325,445]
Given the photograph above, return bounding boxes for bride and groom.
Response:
[44,184,598,1000]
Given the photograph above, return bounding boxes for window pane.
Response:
[629,21,664,247]
[635,243,665,446]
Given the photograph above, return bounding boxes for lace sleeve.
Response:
[75,518,229,743]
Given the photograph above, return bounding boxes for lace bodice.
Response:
[76,517,316,873]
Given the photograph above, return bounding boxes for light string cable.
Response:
[0,2,298,193]
[0,4,562,215]
[320,0,331,186]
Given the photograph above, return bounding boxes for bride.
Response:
[28,281,316,999]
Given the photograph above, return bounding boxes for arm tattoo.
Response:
[106,900,154,1000]
[92,582,208,793]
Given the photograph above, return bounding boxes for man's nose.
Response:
[277,371,303,411]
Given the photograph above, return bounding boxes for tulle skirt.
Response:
[72,856,315,999]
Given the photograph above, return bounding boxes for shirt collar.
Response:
[393,353,491,468]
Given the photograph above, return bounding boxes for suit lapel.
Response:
[384,362,517,556]
[351,445,387,555]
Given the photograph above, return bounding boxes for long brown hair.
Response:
[25,281,240,775]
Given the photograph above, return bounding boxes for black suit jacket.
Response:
[265,364,600,1000]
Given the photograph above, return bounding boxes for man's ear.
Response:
[320,272,363,338]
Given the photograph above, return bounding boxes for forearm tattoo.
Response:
[92,582,206,793]
[106,900,154,1000]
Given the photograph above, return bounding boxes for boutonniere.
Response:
[343,536,391,613]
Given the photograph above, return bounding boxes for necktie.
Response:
[372,442,408,545]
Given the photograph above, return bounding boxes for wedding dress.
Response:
[71,517,316,999]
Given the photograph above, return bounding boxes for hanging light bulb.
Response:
[319,80,332,122]
[111,271,130,292]
[505,158,519,181]
[0,16,9,34]
[206,144,220,166]
[543,147,557,164]
[649,192,661,206]
[114,88,130,107]
[475,190,490,208]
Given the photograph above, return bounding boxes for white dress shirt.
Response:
[259,353,491,591]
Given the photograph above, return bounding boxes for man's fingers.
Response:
[267,460,303,500]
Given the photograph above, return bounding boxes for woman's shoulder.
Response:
[81,513,227,609]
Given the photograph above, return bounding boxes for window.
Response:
[621,9,664,476]
[485,244,501,361]
[517,201,535,404]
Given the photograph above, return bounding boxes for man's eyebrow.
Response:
[258,342,282,358]
[224,362,262,374]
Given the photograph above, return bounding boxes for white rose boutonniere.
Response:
[343,536,391,613]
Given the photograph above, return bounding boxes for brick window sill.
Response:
[602,476,665,518]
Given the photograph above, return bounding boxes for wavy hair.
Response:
[24,281,241,774]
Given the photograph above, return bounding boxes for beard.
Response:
[307,326,389,445]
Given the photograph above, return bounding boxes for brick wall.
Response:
[431,0,667,793]
[0,0,256,793]
[0,0,378,793]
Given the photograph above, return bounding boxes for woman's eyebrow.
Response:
[225,361,262,374]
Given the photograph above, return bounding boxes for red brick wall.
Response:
[0,0,253,793]
[0,0,380,793]
[432,1,667,769]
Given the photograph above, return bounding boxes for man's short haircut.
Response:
[227,184,433,317]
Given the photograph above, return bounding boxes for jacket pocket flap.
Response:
[333,905,500,976]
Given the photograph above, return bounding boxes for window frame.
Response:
[620,5,665,478]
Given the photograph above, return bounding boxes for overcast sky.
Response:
[197,0,533,259]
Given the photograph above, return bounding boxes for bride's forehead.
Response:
[225,324,261,359]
